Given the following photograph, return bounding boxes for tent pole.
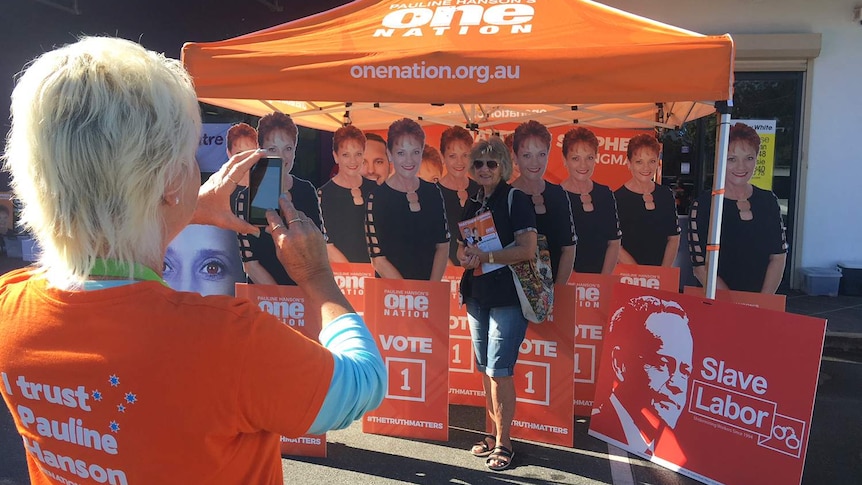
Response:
[704,101,733,299]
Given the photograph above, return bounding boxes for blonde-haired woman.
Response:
[458,137,536,471]
[0,37,384,484]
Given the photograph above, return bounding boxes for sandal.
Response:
[485,445,515,471]
[470,435,496,457]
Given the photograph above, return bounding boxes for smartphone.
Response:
[247,157,283,226]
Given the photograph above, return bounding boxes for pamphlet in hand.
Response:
[458,212,504,275]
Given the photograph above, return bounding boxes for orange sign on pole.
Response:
[507,284,577,447]
[442,266,485,407]
[567,272,615,416]
[683,286,786,312]
[330,262,375,315]
[362,278,451,441]
[235,283,327,458]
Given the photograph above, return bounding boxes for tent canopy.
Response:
[181,0,734,132]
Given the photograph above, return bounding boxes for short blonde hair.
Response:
[3,37,201,286]
[469,137,513,181]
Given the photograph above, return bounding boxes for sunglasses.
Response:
[472,159,500,170]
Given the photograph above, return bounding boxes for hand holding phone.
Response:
[247,157,283,226]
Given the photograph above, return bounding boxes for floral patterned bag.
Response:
[507,189,554,323]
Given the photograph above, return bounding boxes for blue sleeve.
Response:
[307,313,386,434]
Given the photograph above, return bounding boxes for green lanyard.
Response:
[90,258,169,287]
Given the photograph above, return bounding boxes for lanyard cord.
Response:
[89,258,169,287]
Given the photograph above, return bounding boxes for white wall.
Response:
[601,0,862,272]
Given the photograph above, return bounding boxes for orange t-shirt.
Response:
[0,268,334,484]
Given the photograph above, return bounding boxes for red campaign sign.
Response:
[362,278,451,441]
[613,264,680,292]
[567,273,616,416]
[330,262,375,316]
[234,283,327,458]
[683,286,786,312]
[589,283,826,485]
[507,284,577,447]
[442,266,485,407]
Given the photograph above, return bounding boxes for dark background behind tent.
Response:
[0,0,352,190]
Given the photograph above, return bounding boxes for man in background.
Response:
[363,132,391,184]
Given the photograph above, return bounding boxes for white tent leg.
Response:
[705,102,733,299]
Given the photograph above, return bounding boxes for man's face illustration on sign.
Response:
[611,297,693,430]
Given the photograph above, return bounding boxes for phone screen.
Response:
[248,157,282,226]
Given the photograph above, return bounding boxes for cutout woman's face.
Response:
[262,129,297,174]
[334,138,365,178]
[443,140,471,177]
[627,147,659,184]
[164,224,245,296]
[564,142,598,182]
[515,136,550,181]
[726,140,757,187]
[388,135,423,179]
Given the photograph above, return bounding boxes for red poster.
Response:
[508,285,577,447]
[330,262,375,316]
[613,264,680,292]
[362,278,451,441]
[234,283,326,458]
[683,286,786,312]
[567,273,615,416]
[442,266,485,407]
[590,284,825,485]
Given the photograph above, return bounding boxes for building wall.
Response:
[604,0,862,273]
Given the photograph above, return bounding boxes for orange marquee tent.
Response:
[181,0,735,298]
[181,0,734,132]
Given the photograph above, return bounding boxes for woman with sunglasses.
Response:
[365,118,450,281]
[560,127,622,274]
[438,126,481,265]
[458,137,536,472]
[318,125,377,263]
[688,123,787,293]
[614,134,680,267]
[510,120,577,285]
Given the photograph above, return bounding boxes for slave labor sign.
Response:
[235,283,326,458]
[363,278,450,441]
[589,284,825,485]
